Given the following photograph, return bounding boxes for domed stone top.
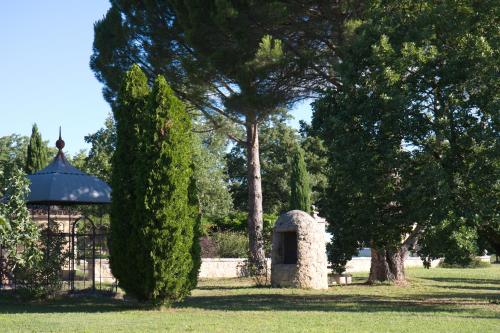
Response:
[274,210,316,232]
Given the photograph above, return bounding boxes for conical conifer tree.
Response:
[25,124,47,174]
[109,64,150,295]
[134,75,198,305]
[289,145,311,214]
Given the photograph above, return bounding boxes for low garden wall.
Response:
[199,258,271,278]
[58,256,492,281]
[198,256,465,278]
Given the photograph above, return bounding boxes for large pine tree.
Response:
[90,1,348,273]
[25,124,47,174]
[109,65,150,295]
[134,75,198,304]
[289,146,311,214]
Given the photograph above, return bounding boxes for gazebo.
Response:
[26,129,112,291]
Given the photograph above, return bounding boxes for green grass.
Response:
[1,266,499,332]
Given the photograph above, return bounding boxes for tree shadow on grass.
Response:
[421,277,500,285]
[433,284,500,292]
[0,291,140,314]
[1,292,496,317]
[177,292,499,316]
[196,285,258,291]
[1,278,498,316]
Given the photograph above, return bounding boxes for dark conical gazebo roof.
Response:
[26,130,111,205]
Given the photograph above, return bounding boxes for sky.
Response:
[0,1,312,155]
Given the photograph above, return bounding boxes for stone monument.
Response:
[271,210,328,289]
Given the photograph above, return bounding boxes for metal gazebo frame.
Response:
[24,129,113,292]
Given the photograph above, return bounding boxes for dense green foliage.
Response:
[25,124,48,174]
[192,128,233,221]
[133,75,198,304]
[289,145,311,214]
[82,114,116,183]
[314,0,499,278]
[226,115,298,214]
[226,117,327,215]
[0,168,65,298]
[0,135,28,195]
[212,231,248,258]
[109,65,150,298]
[111,66,200,304]
[299,121,329,207]
[0,168,41,281]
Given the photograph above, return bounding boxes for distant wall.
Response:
[198,256,450,279]
[344,257,441,273]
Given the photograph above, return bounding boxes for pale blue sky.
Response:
[0,1,312,155]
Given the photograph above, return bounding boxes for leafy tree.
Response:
[108,64,150,296]
[289,145,311,214]
[192,127,233,221]
[315,0,499,282]
[418,217,480,267]
[299,121,329,207]
[226,116,327,215]
[0,168,68,297]
[68,150,88,171]
[478,225,500,262]
[133,75,198,304]
[0,134,28,195]
[83,114,116,183]
[0,167,41,288]
[25,124,48,174]
[226,114,298,215]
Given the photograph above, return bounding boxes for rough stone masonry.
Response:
[271,210,328,289]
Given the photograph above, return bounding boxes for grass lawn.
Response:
[0,265,499,332]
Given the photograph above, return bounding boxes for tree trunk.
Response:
[368,244,407,284]
[246,118,266,274]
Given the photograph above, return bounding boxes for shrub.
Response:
[200,236,217,258]
[205,212,277,257]
[0,168,67,299]
[212,232,248,258]
[15,224,69,299]
[439,258,491,269]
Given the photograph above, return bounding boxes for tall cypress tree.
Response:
[109,65,150,295]
[289,146,311,214]
[134,75,198,305]
[25,124,47,174]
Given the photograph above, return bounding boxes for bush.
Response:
[205,211,277,257]
[200,236,217,258]
[14,223,69,299]
[212,232,248,258]
[439,258,491,269]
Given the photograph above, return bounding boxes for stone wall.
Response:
[198,258,272,279]
[199,257,445,279]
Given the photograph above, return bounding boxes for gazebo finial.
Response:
[56,126,65,152]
